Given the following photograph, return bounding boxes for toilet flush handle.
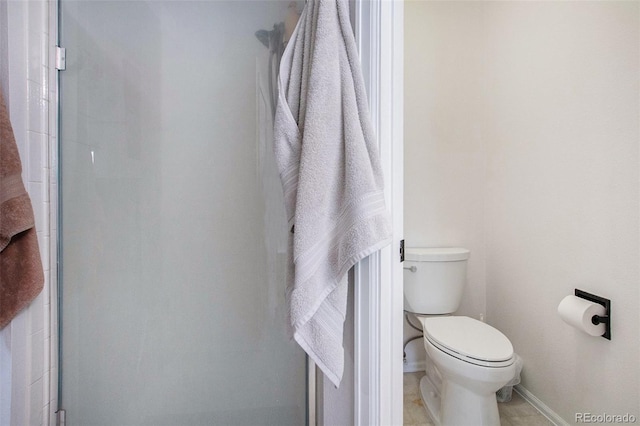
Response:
[403,266,417,273]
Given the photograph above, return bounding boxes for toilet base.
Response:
[419,374,441,426]
[419,373,502,426]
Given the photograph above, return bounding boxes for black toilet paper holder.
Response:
[575,289,611,340]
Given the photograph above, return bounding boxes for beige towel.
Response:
[0,89,44,329]
[274,0,392,386]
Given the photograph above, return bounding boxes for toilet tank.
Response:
[404,247,470,315]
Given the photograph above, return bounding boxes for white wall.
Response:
[404,1,487,369]
[405,1,640,423]
[483,2,639,422]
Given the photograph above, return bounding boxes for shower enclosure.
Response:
[57,1,307,424]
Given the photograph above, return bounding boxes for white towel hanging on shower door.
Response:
[273,0,392,387]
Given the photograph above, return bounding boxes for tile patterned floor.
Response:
[403,372,554,426]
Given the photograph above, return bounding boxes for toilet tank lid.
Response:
[405,247,470,262]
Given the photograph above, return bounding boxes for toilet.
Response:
[404,247,515,426]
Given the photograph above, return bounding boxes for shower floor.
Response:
[403,372,554,426]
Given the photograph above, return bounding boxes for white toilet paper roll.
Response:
[558,295,607,336]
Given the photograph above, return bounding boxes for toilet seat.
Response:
[420,316,514,368]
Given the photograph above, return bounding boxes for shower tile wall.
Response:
[2,0,57,425]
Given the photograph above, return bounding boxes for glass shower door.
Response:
[58,1,306,424]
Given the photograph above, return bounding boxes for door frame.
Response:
[353,1,404,425]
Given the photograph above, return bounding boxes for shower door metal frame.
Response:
[53,1,313,423]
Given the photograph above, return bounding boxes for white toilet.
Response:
[404,247,515,426]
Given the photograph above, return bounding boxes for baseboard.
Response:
[403,360,425,373]
[514,385,569,426]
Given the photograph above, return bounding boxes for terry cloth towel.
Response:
[274,0,392,386]
[0,89,44,329]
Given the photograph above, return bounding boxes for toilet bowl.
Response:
[403,247,515,426]
[418,315,515,426]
